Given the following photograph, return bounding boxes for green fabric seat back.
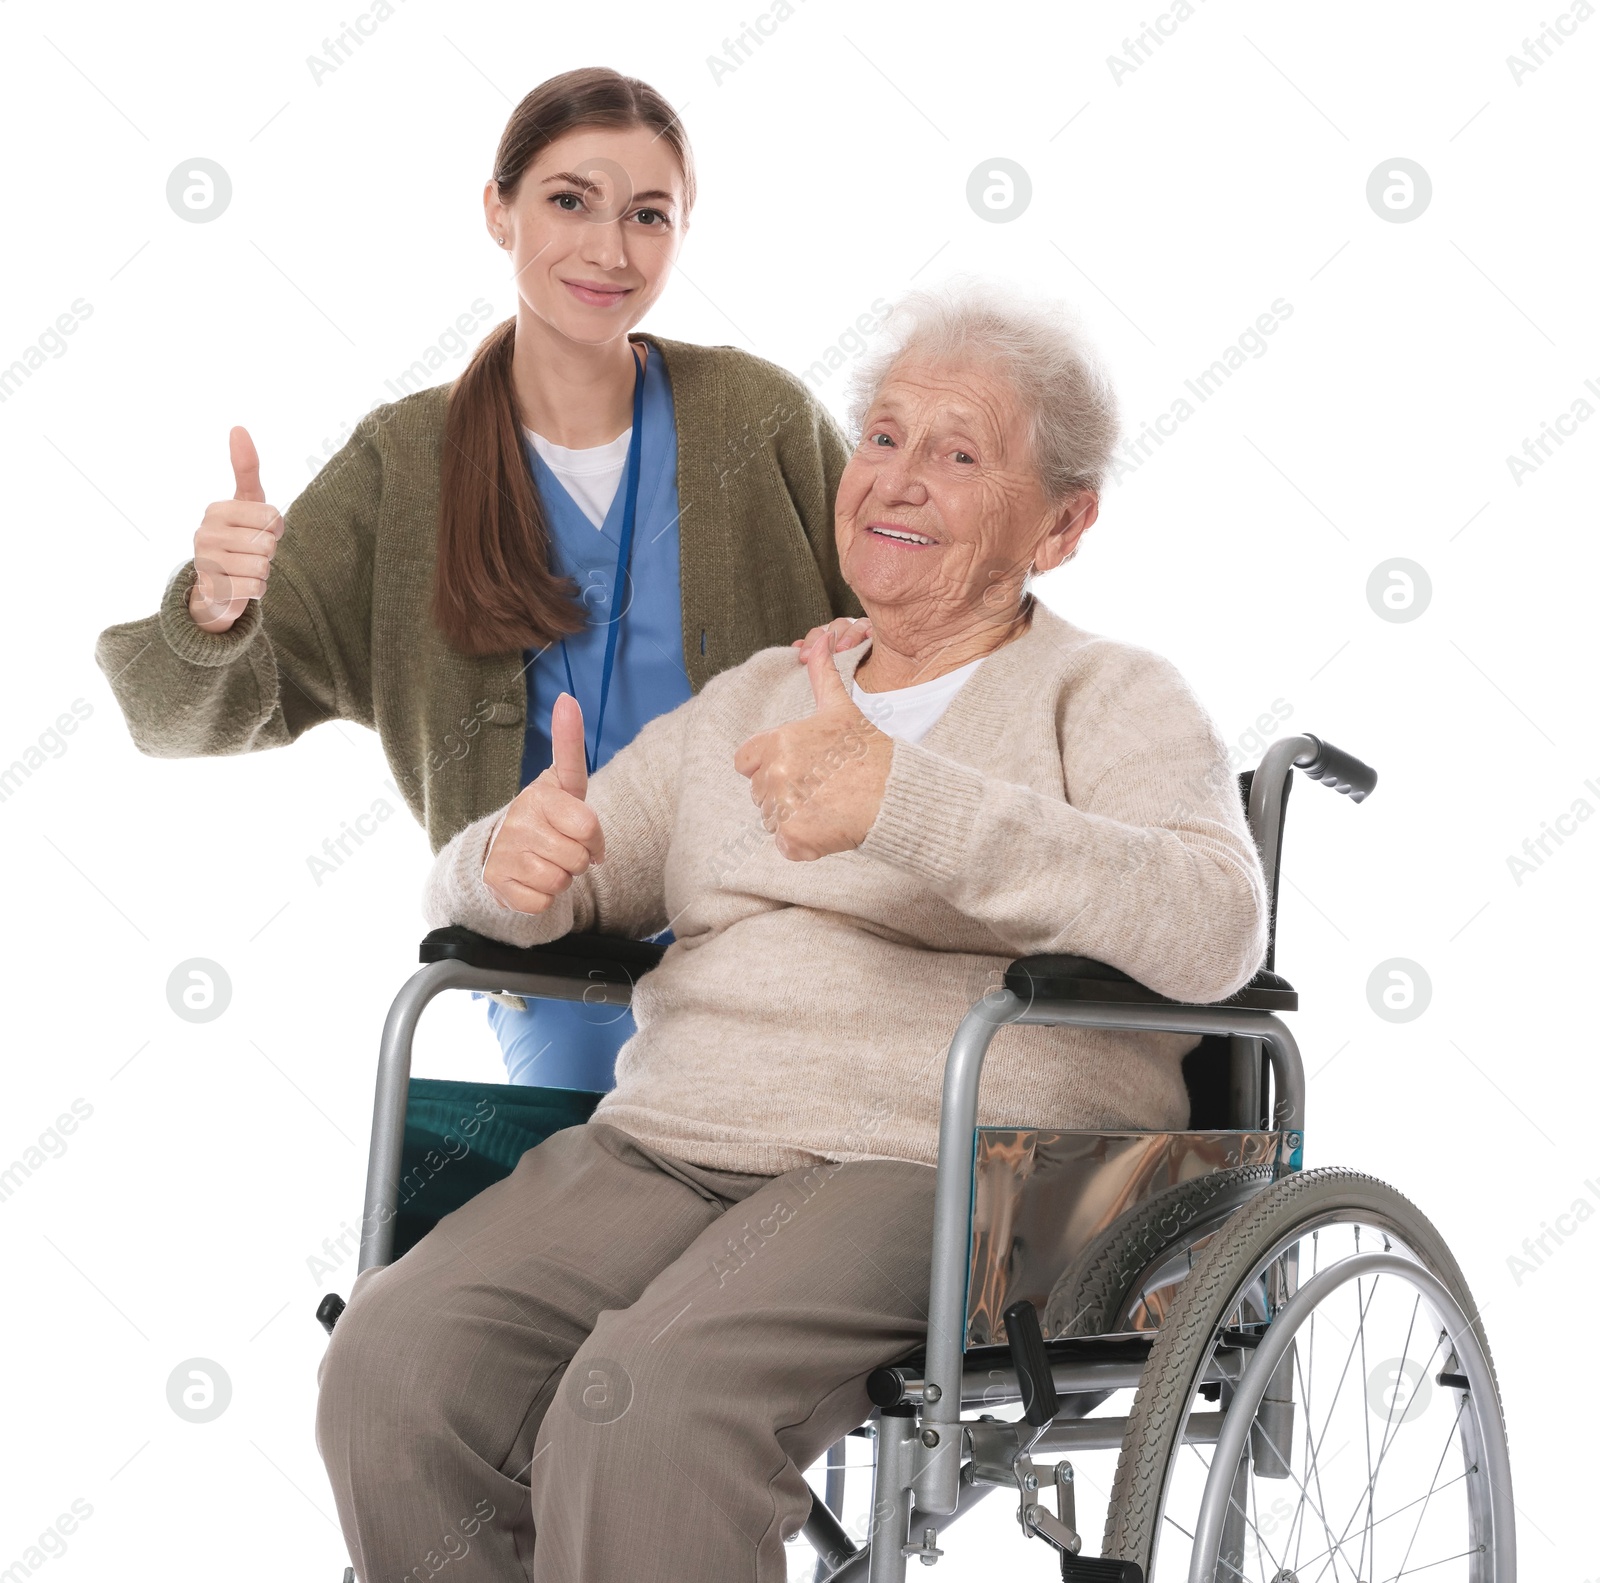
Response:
[394,1078,603,1261]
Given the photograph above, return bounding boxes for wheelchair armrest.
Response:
[420,925,667,989]
[358,929,667,1275]
[1004,955,1297,1013]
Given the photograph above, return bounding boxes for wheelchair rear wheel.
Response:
[1102,1167,1514,1582]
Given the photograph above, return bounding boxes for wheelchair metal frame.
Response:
[348,733,1374,1581]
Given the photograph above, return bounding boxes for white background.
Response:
[1,0,1595,1578]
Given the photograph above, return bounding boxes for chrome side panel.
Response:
[965,1128,1301,1345]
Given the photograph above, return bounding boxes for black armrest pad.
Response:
[420,925,667,986]
[1004,954,1297,1013]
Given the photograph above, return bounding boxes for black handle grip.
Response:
[1295,735,1378,803]
[1003,1298,1059,1427]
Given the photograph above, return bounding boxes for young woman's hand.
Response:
[188,427,285,633]
[791,616,871,662]
[483,694,606,914]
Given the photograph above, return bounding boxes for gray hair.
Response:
[844,278,1121,498]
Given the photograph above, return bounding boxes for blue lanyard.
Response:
[559,345,646,776]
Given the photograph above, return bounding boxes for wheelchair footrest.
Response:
[1060,1556,1144,1582]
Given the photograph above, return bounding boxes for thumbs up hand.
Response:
[484,693,607,914]
[188,426,286,633]
[733,629,893,861]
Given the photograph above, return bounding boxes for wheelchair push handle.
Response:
[1294,734,1377,803]
[1003,1298,1059,1427]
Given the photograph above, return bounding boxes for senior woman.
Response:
[315,283,1269,1582]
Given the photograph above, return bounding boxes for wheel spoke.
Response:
[1358,1328,1451,1514]
[1214,1546,1248,1581]
[1159,1508,1198,1543]
[1290,1322,1324,1575]
[1291,1287,1321,1576]
[1391,1391,1473,1582]
[1289,1267,1382,1575]
[1284,1466,1473,1577]
[1356,1274,1377,1580]
[1375,1328,1447,1472]
[1376,1542,1485,1580]
[1325,1329,1453,1570]
[1307,1269,1382,1468]
[1359,1305,1436,1580]
[1373,1296,1423,1460]
[1293,1309,1356,1580]
[1251,1432,1355,1583]
[1247,1462,1285,1581]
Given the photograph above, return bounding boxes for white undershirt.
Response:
[526,427,630,529]
[850,655,985,744]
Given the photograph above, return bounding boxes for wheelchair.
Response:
[318,732,1515,1582]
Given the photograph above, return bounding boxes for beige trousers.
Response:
[315,1120,937,1582]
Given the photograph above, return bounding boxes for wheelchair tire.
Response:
[1101,1166,1514,1582]
[1043,1164,1278,1337]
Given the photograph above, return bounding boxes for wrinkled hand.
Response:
[483,693,605,913]
[734,630,892,861]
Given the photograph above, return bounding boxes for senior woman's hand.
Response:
[734,632,893,861]
[483,694,605,913]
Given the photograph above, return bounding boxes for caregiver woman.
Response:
[94,67,862,1089]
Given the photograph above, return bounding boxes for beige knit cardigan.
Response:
[424,603,1270,1175]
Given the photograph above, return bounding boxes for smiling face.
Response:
[836,357,1097,644]
[485,124,687,346]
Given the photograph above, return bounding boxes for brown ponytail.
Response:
[433,68,696,657]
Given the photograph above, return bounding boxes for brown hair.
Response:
[432,68,696,656]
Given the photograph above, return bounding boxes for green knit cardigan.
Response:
[94,334,861,851]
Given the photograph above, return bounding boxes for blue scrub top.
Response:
[486,342,692,1091]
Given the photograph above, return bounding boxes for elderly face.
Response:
[835,358,1095,634]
